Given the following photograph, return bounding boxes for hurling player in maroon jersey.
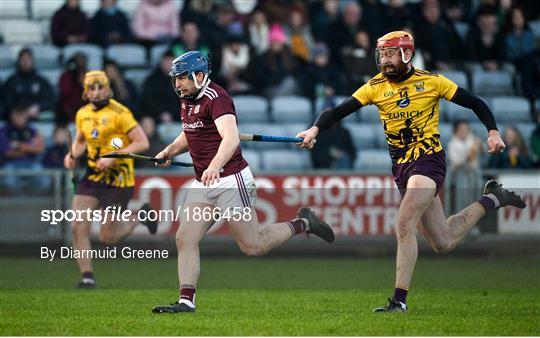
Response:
[151,51,335,313]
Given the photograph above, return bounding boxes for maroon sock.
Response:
[82,271,94,280]
[287,218,308,235]
[478,195,496,213]
[179,284,196,304]
[394,287,408,304]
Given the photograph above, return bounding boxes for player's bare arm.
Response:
[449,87,506,154]
[155,132,189,168]
[202,115,239,186]
[64,130,86,169]
[297,97,362,149]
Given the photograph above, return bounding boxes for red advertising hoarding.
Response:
[130,174,402,237]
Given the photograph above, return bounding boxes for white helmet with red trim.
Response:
[375,31,415,74]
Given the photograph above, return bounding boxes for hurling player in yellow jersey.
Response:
[298,31,526,312]
[63,70,154,288]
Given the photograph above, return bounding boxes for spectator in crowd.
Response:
[137,116,167,168]
[385,0,415,32]
[220,34,251,95]
[465,5,505,71]
[104,60,139,115]
[42,126,70,168]
[414,0,463,70]
[362,0,391,38]
[310,0,340,42]
[170,21,210,58]
[90,0,133,47]
[247,9,270,56]
[51,0,89,47]
[503,6,540,104]
[0,80,4,120]
[141,51,178,123]
[448,120,482,170]
[488,126,533,168]
[132,0,180,48]
[248,24,300,97]
[302,43,341,100]
[0,105,47,192]
[180,0,212,39]
[327,1,364,66]
[57,53,87,123]
[310,98,356,170]
[341,29,378,93]
[207,3,243,49]
[284,7,314,63]
[3,48,54,120]
[529,114,540,167]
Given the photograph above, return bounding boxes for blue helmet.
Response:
[169,51,211,97]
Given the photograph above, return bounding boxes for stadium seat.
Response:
[443,100,478,122]
[28,44,61,69]
[345,123,377,149]
[469,122,488,140]
[0,45,16,69]
[241,149,262,172]
[157,122,182,144]
[1,20,43,44]
[124,69,151,92]
[170,152,194,173]
[0,69,14,81]
[32,0,64,19]
[37,18,51,43]
[454,22,469,41]
[358,104,380,122]
[271,96,313,123]
[283,123,309,141]
[471,70,513,96]
[0,0,28,19]
[150,44,169,67]
[233,95,269,123]
[373,127,388,149]
[441,70,469,91]
[32,122,55,147]
[41,68,62,90]
[261,150,310,171]
[63,44,103,71]
[314,95,351,114]
[515,123,536,141]
[80,0,100,17]
[354,149,392,172]
[106,44,147,68]
[238,123,289,150]
[491,96,531,123]
[529,20,540,38]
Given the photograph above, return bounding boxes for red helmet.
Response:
[375,31,415,74]
[376,31,415,53]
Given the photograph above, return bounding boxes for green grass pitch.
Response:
[1,256,539,335]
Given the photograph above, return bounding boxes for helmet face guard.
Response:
[169,51,211,98]
[82,70,111,100]
[375,31,414,76]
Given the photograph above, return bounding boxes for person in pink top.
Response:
[132,0,180,46]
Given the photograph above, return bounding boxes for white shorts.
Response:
[185,166,257,210]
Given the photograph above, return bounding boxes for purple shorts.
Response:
[392,150,446,197]
[76,177,134,208]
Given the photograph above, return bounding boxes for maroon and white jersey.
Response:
[180,81,248,181]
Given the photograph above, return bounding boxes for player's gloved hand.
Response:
[155,149,172,168]
[64,153,76,169]
[296,126,318,149]
[96,157,116,171]
[487,130,506,154]
[201,167,221,187]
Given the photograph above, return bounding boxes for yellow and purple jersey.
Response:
[75,99,138,187]
[353,69,458,164]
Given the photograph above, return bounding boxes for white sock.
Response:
[485,193,500,208]
[178,299,195,308]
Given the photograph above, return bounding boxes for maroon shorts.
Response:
[76,177,134,208]
[392,150,446,197]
